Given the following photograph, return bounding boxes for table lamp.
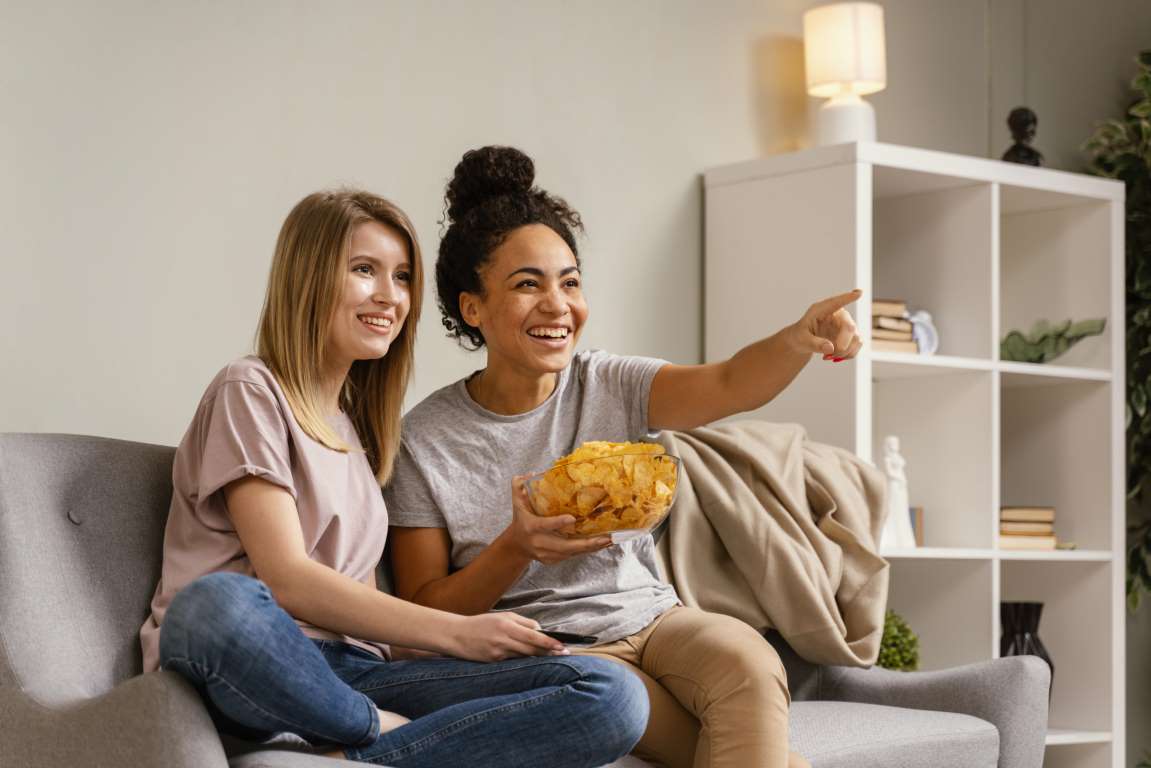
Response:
[803,1,887,145]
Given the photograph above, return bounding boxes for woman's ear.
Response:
[459,292,481,329]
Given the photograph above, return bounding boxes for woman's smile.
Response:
[525,324,571,346]
[358,312,396,335]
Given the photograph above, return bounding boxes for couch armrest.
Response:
[817,655,1050,768]
[0,670,229,768]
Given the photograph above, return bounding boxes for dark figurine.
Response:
[1001,106,1044,166]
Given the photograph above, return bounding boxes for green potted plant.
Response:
[1083,50,1151,612]
[877,609,919,671]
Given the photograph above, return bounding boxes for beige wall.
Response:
[0,0,1001,445]
[2,1,1149,754]
[991,0,1151,172]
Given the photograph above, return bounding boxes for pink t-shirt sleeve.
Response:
[197,380,297,502]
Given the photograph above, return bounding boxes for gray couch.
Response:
[0,433,1051,768]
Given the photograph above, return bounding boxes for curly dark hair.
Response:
[437,145,584,349]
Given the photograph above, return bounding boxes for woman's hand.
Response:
[785,288,863,362]
[445,611,568,661]
[499,476,612,565]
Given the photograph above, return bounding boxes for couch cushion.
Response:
[0,434,175,705]
[790,701,998,768]
[230,752,362,767]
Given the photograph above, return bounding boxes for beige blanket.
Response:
[655,421,889,667]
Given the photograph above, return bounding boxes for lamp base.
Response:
[814,93,876,146]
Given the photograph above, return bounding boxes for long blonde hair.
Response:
[257,189,423,484]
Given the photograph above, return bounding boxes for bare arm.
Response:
[391,479,611,614]
[224,475,565,660]
[391,527,529,615]
[648,289,862,431]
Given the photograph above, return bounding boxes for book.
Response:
[1000,506,1056,523]
[872,328,914,341]
[910,506,924,547]
[873,298,908,317]
[999,521,1055,535]
[874,316,913,332]
[871,338,918,354]
[998,534,1057,550]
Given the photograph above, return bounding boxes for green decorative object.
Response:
[1084,50,1151,613]
[999,318,1107,364]
[877,609,919,672]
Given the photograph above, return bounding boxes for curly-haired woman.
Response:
[387,146,862,768]
[141,188,648,767]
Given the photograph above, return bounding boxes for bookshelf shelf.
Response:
[704,141,1125,768]
[881,547,994,560]
[870,352,994,378]
[998,361,1112,384]
[870,353,1112,384]
[882,547,1113,563]
[997,549,1113,562]
[1046,729,1113,746]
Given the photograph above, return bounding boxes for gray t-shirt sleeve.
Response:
[583,349,669,438]
[384,438,447,528]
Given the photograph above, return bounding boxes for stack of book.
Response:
[998,506,1056,550]
[872,298,918,354]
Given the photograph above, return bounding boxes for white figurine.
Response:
[880,435,918,550]
[909,310,939,355]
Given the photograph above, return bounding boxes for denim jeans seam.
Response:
[357,683,571,763]
[355,657,586,694]
[356,690,382,747]
[165,653,371,746]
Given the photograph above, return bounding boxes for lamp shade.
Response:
[803,2,886,98]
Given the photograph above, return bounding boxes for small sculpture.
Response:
[908,310,939,355]
[879,436,917,550]
[1000,318,1107,364]
[1001,106,1044,166]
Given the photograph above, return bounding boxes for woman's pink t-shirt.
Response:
[140,356,389,673]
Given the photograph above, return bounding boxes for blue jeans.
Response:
[159,573,647,767]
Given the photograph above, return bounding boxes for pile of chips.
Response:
[527,441,679,536]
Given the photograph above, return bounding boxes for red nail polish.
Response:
[834,357,845,362]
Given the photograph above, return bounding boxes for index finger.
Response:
[543,535,613,554]
[519,629,567,654]
[532,513,578,531]
[812,288,863,315]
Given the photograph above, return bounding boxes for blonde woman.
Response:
[140,189,647,767]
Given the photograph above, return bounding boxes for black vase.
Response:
[1000,601,1054,697]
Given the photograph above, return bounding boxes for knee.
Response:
[159,572,270,666]
[569,657,649,760]
[702,616,789,702]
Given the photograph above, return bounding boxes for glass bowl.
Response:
[524,451,680,542]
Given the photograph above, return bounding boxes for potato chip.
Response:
[526,441,679,536]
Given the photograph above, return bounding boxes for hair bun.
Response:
[445,145,535,222]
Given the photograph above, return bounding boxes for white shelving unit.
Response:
[703,142,1125,768]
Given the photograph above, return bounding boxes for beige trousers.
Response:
[576,606,809,768]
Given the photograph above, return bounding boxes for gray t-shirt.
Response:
[386,349,680,643]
